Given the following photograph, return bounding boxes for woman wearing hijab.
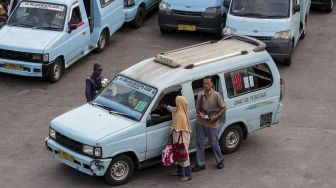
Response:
[164,96,192,182]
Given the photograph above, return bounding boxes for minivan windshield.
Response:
[230,0,290,18]
[7,1,66,31]
[93,75,157,121]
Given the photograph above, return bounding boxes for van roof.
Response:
[121,36,270,91]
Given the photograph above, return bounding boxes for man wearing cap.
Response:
[85,63,103,102]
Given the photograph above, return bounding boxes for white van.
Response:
[46,35,284,185]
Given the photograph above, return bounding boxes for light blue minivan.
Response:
[0,0,124,82]
[46,36,284,185]
[124,0,159,27]
[223,0,311,66]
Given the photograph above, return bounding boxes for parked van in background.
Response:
[158,0,228,35]
[311,0,333,12]
[223,0,311,66]
[46,35,284,185]
[124,0,159,28]
[0,0,124,82]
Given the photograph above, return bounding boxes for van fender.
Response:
[90,26,111,47]
[110,149,142,168]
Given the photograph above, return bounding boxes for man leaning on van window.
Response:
[192,76,226,172]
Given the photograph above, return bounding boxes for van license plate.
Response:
[4,63,23,71]
[178,24,196,31]
[59,151,75,163]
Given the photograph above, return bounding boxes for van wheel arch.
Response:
[219,123,247,154]
[132,3,146,28]
[46,56,65,83]
[104,153,136,185]
[95,28,110,53]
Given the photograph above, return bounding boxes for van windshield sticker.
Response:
[249,76,255,87]
[56,12,65,19]
[134,101,148,112]
[243,76,250,89]
[20,2,65,11]
[232,72,243,91]
[115,76,156,98]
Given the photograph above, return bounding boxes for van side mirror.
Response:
[150,114,161,124]
[68,24,77,33]
[224,0,231,8]
[293,4,300,13]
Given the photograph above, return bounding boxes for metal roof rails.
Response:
[154,35,266,69]
[184,50,248,69]
[222,35,266,52]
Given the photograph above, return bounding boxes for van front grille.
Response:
[55,132,83,154]
[173,10,203,16]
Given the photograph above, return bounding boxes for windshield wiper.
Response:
[91,102,137,121]
[266,15,286,18]
[8,23,33,28]
[232,12,268,18]
[33,26,61,31]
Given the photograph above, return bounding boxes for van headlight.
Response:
[124,0,135,7]
[204,7,221,18]
[274,30,291,40]
[222,27,237,36]
[31,53,49,62]
[83,145,102,158]
[49,128,56,139]
[159,2,171,13]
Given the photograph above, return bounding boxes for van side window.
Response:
[150,89,181,125]
[225,63,273,98]
[192,75,219,101]
[100,0,114,7]
[69,6,82,25]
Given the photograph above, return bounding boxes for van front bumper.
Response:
[124,6,138,22]
[262,39,292,61]
[158,11,224,34]
[45,137,111,176]
[0,58,52,77]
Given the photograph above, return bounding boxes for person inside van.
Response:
[192,76,226,172]
[0,0,9,17]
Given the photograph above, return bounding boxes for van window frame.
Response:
[100,0,114,8]
[146,85,182,127]
[224,62,274,99]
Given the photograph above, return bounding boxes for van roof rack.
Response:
[222,35,266,52]
[153,35,265,69]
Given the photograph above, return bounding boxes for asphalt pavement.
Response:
[0,7,335,188]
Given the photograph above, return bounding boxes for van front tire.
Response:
[132,5,145,28]
[326,0,334,12]
[104,155,134,186]
[220,125,243,154]
[47,58,63,83]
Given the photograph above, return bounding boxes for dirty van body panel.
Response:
[159,0,226,34]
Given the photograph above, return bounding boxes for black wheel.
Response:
[132,6,145,28]
[326,0,334,12]
[219,125,243,154]
[160,27,169,34]
[104,155,134,186]
[47,58,63,83]
[283,42,294,66]
[95,29,108,53]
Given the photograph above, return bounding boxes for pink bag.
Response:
[162,142,174,166]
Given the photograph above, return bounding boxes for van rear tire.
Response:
[326,0,334,12]
[219,125,243,154]
[95,30,108,53]
[132,6,145,28]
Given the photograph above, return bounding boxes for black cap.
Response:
[93,63,103,70]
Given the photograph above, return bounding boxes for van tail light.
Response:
[280,78,285,102]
